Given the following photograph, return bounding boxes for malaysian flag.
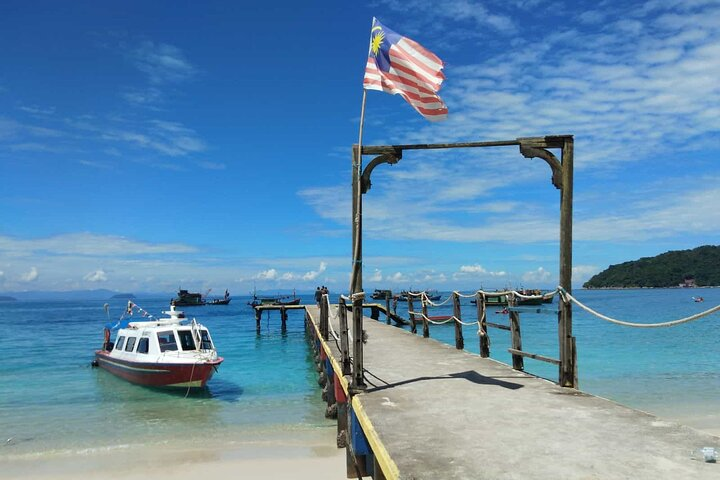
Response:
[363,17,447,121]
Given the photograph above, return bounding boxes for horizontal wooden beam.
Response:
[507,348,561,365]
[359,135,573,156]
[485,321,511,331]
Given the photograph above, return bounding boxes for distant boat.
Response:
[248,290,300,307]
[396,290,442,302]
[208,289,231,305]
[171,289,206,307]
[371,289,393,300]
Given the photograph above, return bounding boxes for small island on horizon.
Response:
[584,245,720,289]
[0,295,17,302]
[110,293,136,299]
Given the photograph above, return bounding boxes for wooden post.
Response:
[339,297,351,376]
[452,292,464,350]
[477,293,489,357]
[370,306,379,320]
[280,306,287,332]
[508,294,524,371]
[407,295,417,334]
[351,293,366,390]
[322,295,331,340]
[385,293,391,325]
[421,294,430,338]
[255,307,261,333]
[559,137,576,388]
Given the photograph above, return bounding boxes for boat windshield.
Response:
[157,331,178,352]
[200,330,213,349]
[177,330,197,351]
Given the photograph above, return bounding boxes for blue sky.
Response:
[1,0,718,294]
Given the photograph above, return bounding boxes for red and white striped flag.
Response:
[363,17,447,121]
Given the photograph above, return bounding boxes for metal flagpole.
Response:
[351,89,367,294]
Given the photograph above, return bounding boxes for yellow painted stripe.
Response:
[306,307,399,480]
[352,396,400,480]
[307,308,349,396]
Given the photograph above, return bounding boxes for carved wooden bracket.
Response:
[519,144,563,190]
[361,153,401,193]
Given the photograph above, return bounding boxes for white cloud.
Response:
[0,233,197,257]
[573,265,600,285]
[83,269,108,282]
[369,269,383,282]
[302,262,327,281]
[460,264,487,274]
[20,266,39,282]
[256,269,277,280]
[131,41,196,84]
[521,267,552,284]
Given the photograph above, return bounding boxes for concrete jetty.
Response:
[304,305,719,479]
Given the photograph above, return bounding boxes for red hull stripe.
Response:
[95,351,222,388]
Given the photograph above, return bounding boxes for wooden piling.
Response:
[407,295,417,335]
[477,293,489,357]
[280,306,287,332]
[421,295,430,338]
[385,293,391,325]
[508,294,524,371]
[452,292,464,350]
[255,307,262,333]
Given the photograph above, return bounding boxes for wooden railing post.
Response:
[452,292,464,350]
[339,297,351,376]
[408,295,417,334]
[351,292,366,390]
[508,293,524,371]
[477,293,489,357]
[421,294,430,338]
[320,295,329,340]
[385,292,391,325]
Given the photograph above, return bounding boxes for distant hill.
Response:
[584,245,720,288]
[0,295,17,301]
[110,293,136,299]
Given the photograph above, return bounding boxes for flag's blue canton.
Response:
[371,18,401,73]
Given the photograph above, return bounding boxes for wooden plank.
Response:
[485,321,511,331]
[507,348,561,366]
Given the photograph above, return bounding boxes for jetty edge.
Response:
[303,304,719,479]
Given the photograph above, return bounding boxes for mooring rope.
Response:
[558,287,720,328]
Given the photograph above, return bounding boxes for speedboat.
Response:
[93,303,223,388]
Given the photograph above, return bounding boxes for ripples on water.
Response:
[1,289,718,457]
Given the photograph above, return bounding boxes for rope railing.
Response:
[558,287,720,328]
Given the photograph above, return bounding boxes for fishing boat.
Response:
[208,289,231,305]
[371,289,393,300]
[396,290,442,302]
[248,290,301,307]
[171,288,206,306]
[93,302,223,388]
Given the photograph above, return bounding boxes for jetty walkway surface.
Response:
[304,305,719,479]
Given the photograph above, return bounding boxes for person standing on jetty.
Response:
[314,287,322,306]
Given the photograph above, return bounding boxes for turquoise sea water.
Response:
[1,289,719,460]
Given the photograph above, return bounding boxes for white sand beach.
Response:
[2,427,349,480]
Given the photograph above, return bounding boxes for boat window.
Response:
[115,336,125,351]
[177,330,196,351]
[157,331,178,352]
[125,337,136,352]
[136,337,149,354]
[200,330,213,349]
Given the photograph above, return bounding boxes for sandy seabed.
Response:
[1,426,349,480]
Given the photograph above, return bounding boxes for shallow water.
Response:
[0,288,718,459]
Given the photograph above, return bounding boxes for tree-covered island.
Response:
[584,245,720,288]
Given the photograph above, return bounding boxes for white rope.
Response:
[559,288,720,328]
[322,294,340,341]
